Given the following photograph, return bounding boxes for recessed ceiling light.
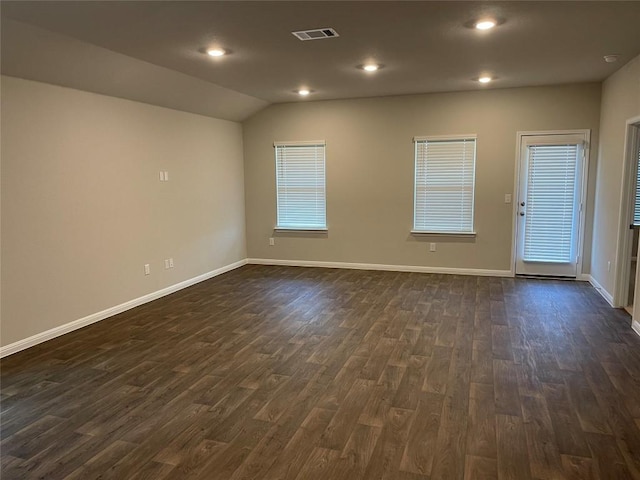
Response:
[604,54,619,63]
[298,89,311,96]
[363,64,379,72]
[475,20,496,30]
[207,48,226,57]
[478,76,492,83]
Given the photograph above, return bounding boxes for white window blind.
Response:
[523,144,579,263]
[275,141,326,230]
[413,136,476,233]
[634,140,640,226]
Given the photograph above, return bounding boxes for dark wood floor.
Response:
[2,265,640,479]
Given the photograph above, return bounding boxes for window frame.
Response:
[274,140,328,232]
[411,134,477,236]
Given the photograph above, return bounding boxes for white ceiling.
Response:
[2,1,640,121]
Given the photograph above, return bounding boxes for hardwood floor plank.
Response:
[496,414,532,480]
[470,339,493,385]
[520,394,564,480]
[466,382,497,459]
[492,325,513,360]
[464,455,498,480]
[127,461,176,480]
[422,346,452,395]
[334,423,382,479]
[361,337,397,381]
[586,432,636,480]
[493,359,520,416]
[358,384,393,428]
[363,407,414,480]
[63,440,138,480]
[263,407,335,480]
[563,371,612,434]
[431,338,472,480]
[561,454,596,480]
[393,355,429,410]
[542,383,591,458]
[320,379,375,450]
[316,355,367,411]
[399,391,444,476]
[601,360,640,418]
[294,447,341,480]
[254,363,321,423]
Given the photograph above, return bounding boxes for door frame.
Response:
[511,129,591,277]
[613,116,640,308]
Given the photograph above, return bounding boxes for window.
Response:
[634,136,640,226]
[413,135,477,234]
[275,141,327,230]
[523,143,579,263]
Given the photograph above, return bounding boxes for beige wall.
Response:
[243,84,601,272]
[1,76,246,347]
[591,55,640,298]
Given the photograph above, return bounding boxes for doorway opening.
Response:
[615,117,640,314]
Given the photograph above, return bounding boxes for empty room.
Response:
[2,1,640,479]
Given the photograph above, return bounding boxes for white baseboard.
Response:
[0,259,247,358]
[632,320,640,337]
[247,258,512,278]
[583,274,615,307]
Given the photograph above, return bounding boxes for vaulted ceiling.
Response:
[2,1,640,121]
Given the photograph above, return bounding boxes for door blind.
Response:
[275,141,326,229]
[634,140,640,226]
[523,144,579,263]
[414,137,476,233]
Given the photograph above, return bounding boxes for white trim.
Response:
[274,140,325,147]
[410,230,477,237]
[632,320,640,337]
[0,259,247,358]
[512,129,590,278]
[613,115,640,307]
[413,134,477,142]
[274,228,328,233]
[247,258,511,277]
[583,274,615,307]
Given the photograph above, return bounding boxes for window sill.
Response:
[411,230,477,237]
[275,227,328,233]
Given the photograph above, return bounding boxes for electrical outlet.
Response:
[169,258,174,268]
[430,243,436,252]
[165,259,170,269]
[159,171,165,181]
[144,264,150,275]
[504,193,512,204]
[269,238,275,246]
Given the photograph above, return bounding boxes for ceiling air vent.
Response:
[292,28,339,41]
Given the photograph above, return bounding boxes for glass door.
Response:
[515,134,586,277]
